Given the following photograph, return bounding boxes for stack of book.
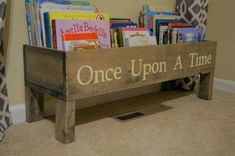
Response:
[139,4,203,45]
[110,18,156,48]
[25,0,111,51]
[25,1,204,51]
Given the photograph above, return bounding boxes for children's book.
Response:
[177,27,203,43]
[63,33,100,51]
[121,27,149,47]
[39,1,97,46]
[141,4,179,35]
[124,36,157,47]
[152,15,180,35]
[168,23,189,44]
[25,0,97,46]
[44,12,109,48]
[52,19,111,50]
[111,28,124,47]
[155,19,181,44]
[159,25,169,45]
[111,22,137,29]
[25,0,42,46]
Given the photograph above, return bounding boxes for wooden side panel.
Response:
[66,41,217,101]
[24,45,66,96]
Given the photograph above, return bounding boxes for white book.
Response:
[121,27,149,47]
[159,25,169,45]
[172,28,178,44]
[125,36,157,47]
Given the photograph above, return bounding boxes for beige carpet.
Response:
[1,90,235,156]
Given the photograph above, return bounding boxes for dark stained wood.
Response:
[198,72,214,100]
[55,100,76,144]
[23,45,66,95]
[25,87,44,122]
[24,41,217,144]
[43,84,161,116]
[65,41,217,101]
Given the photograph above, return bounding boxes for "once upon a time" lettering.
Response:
[76,52,213,85]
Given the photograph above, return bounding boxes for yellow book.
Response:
[44,12,110,48]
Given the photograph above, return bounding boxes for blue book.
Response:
[43,12,52,48]
[111,22,137,29]
[177,27,203,43]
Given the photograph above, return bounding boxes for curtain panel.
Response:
[175,0,209,90]
[0,0,12,142]
[176,0,209,38]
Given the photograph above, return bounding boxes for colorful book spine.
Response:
[159,25,169,45]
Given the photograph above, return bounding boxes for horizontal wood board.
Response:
[66,41,217,101]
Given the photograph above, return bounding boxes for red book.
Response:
[63,33,100,51]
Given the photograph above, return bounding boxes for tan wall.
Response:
[6,0,28,105]
[6,0,175,105]
[206,0,235,81]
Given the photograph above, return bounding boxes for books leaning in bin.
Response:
[25,0,99,48]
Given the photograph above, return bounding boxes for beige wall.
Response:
[6,0,175,105]
[6,0,28,105]
[6,0,235,105]
[206,0,235,81]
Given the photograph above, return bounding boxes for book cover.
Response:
[44,12,109,48]
[63,33,100,51]
[39,1,97,46]
[121,27,149,47]
[52,19,111,50]
[124,36,157,47]
[177,27,203,43]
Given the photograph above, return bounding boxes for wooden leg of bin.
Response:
[55,99,76,144]
[198,72,214,100]
[25,87,44,122]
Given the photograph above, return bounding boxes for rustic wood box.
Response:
[23,41,217,144]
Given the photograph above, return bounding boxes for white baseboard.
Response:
[9,104,25,124]
[214,78,235,94]
[8,78,235,124]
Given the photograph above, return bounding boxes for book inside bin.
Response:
[63,33,101,51]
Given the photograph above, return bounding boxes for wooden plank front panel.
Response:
[24,45,66,95]
[66,41,217,101]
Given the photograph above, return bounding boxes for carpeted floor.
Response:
[0,90,235,156]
